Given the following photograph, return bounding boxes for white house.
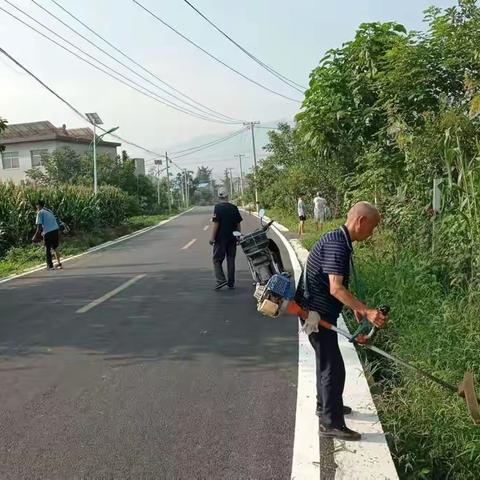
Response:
[0,121,120,183]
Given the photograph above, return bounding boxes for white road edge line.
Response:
[0,208,195,285]
[242,209,320,479]
[181,238,197,250]
[203,225,209,231]
[76,274,146,314]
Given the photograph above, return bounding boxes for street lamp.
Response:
[86,113,118,194]
[85,113,102,194]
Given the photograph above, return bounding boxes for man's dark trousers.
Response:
[44,229,59,269]
[213,239,237,286]
[308,315,346,428]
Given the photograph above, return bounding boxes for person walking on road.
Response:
[297,194,306,236]
[295,201,387,441]
[32,200,62,270]
[209,189,242,290]
[313,192,327,232]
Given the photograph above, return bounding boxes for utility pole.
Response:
[234,154,246,200]
[154,159,162,205]
[165,151,172,212]
[243,121,260,211]
[183,170,189,208]
[227,167,234,198]
[210,177,215,200]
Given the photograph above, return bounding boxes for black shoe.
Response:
[228,285,235,290]
[215,281,228,290]
[319,424,361,441]
[316,405,352,417]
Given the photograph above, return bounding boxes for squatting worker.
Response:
[295,201,387,441]
[209,189,242,290]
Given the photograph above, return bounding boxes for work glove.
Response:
[302,310,320,336]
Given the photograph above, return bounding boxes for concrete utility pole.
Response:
[243,121,260,211]
[227,167,234,198]
[184,170,189,208]
[165,152,172,212]
[234,154,246,199]
[154,159,163,205]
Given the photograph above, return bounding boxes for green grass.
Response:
[268,207,480,478]
[353,236,480,479]
[0,213,172,278]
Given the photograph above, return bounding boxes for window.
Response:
[30,149,48,167]
[1,151,19,169]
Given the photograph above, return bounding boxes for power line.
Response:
[0,46,180,166]
[38,0,244,124]
[170,128,246,156]
[182,0,306,93]
[4,1,238,125]
[1,2,239,125]
[132,0,302,103]
[171,129,247,159]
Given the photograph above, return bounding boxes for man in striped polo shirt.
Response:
[296,201,387,441]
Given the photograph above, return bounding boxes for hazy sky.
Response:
[1,0,454,176]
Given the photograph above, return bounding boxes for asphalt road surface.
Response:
[0,207,299,480]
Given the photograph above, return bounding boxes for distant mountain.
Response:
[160,119,293,177]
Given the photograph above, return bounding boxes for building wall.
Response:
[0,141,118,183]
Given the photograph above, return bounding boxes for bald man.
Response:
[295,201,387,441]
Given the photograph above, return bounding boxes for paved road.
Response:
[0,207,299,479]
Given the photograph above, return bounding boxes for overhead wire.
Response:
[34,0,244,123]
[170,128,246,156]
[182,0,306,93]
[132,0,302,103]
[171,129,247,159]
[0,46,178,165]
[1,2,240,124]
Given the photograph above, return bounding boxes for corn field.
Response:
[0,183,139,255]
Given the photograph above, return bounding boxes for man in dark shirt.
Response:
[209,189,243,290]
[296,201,387,441]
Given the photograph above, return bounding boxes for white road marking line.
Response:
[203,225,209,231]
[0,207,196,285]
[76,274,146,314]
[181,238,197,250]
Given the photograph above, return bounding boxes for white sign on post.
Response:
[433,178,443,214]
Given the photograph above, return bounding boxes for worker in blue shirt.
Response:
[296,201,388,441]
[32,200,62,270]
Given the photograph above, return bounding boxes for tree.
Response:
[26,147,89,185]
[195,165,213,183]
[0,117,8,152]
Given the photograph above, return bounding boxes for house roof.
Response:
[1,121,121,147]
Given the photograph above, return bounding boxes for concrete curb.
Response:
[0,208,195,285]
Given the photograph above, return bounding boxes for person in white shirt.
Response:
[313,192,327,232]
[297,194,306,236]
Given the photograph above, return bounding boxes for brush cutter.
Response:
[286,301,480,425]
